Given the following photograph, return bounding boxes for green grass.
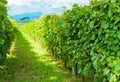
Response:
[0,31,80,82]
[16,20,32,26]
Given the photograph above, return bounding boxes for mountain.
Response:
[12,12,43,20]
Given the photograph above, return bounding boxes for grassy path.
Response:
[0,31,78,82]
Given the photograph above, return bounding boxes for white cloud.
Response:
[8,0,90,16]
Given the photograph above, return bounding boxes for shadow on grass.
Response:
[0,31,71,82]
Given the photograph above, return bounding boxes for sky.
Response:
[8,0,90,16]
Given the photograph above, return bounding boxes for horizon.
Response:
[8,0,90,16]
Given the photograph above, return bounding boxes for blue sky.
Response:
[8,0,89,16]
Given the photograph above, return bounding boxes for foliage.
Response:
[0,0,17,65]
[22,0,120,81]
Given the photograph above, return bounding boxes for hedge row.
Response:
[0,0,17,65]
[22,0,120,82]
